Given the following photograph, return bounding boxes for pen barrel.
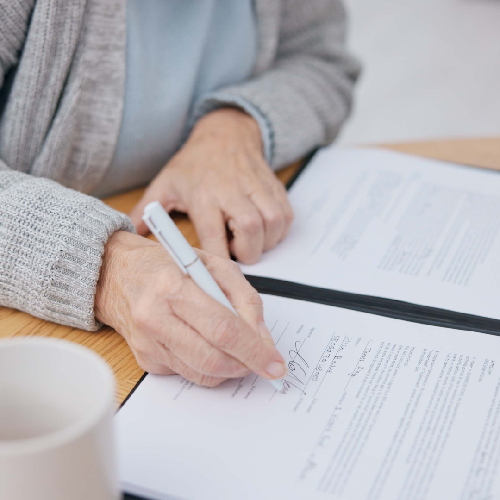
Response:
[187,259,237,315]
[143,202,198,269]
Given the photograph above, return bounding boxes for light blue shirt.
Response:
[94,0,257,198]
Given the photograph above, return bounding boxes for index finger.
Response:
[196,249,267,334]
[189,202,231,260]
[169,279,287,381]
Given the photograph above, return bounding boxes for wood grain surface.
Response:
[1,139,498,405]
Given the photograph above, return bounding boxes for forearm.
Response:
[0,167,134,330]
[193,0,361,169]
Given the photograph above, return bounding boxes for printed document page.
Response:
[117,295,500,500]
[240,148,500,319]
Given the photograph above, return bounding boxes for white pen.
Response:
[143,201,286,393]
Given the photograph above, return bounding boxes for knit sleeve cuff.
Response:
[192,92,275,168]
[0,171,135,331]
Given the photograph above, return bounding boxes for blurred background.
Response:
[338,0,500,145]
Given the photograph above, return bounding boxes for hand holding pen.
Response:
[94,205,288,391]
[142,202,287,393]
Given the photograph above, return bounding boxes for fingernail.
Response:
[265,361,287,379]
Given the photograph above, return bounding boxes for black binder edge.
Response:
[119,372,148,410]
[286,149,318,189]
[271,147,500,336]
[245,275,500,336]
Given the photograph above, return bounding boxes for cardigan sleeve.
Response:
[0,1,134,331]
[194,0,361,169]
[0,163,135,331]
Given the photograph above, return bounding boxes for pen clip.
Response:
[143,215,188,274]
[156,230,188,274]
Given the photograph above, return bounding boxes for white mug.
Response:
[0,337,119,500]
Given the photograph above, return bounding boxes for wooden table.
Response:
[1,138,499,405]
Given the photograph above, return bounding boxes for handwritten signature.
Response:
[283,340,310,393]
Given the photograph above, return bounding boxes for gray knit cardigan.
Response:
[0,0,360,331]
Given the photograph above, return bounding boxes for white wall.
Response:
[338,0,500,145]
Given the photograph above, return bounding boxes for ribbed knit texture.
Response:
[0,172,134,330]
[0,0,359,331]
[0,0,133,331]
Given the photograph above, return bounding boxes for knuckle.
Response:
[246,288,263,308]
[189,186,206,204]
[199,250,221,272]
[231,366,252,378]
[199,375,225,388]
[284,206,294,225]
[224,258,243,276]
[237,250,260,265]
[237,213,261,235]
[246,337,267,368]
[210,315,238,349]
[227,258,240,271]
[263,207,283,227]
[227,360,252,378]
[130,302,155,332]
[235,367,252,378]
[199,351,226,377]
[196,248,211,263]
[193,186,213,203]
[129,337,145,355]
[130,337,160,365]
[199,225,226,243]
[136,356,151,372]
[146,267,179,297]
[165,273,191,302]
[135,353,157,373]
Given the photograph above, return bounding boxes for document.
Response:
[117,295,500,500]
[240,148,500,319]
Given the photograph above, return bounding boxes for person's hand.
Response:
[95,231,288,387]
[129,108,294,264]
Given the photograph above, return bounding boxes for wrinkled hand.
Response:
[129,108,293,264]
[95,231,288,387]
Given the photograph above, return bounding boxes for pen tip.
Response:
[270,379,286,394]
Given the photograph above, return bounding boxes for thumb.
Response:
[129,184,165,236]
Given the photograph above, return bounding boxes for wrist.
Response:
[95,231,153,328]
[191,108,263,155]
